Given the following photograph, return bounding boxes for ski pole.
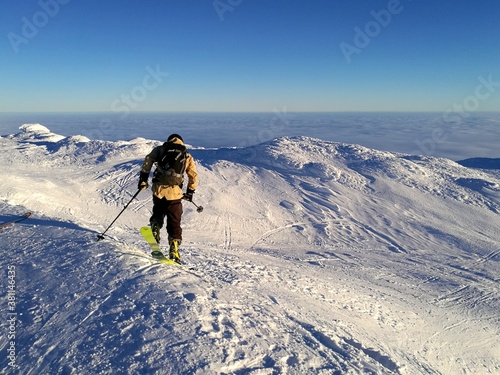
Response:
[183,196,203,213]
[97,189,141,241]
[192,200,204,213]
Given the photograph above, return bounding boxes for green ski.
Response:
[140,226,179,265]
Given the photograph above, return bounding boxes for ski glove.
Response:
[184,188,195,202]
[138,172,149,191]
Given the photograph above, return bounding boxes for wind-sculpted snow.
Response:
[1,125,499,374]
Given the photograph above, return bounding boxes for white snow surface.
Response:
[1,124,499,374]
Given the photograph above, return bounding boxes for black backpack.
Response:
[153,142,187,186]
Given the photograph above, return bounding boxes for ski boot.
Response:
[169,239,181,264]
[151,221,161,244]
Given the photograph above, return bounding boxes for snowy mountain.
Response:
[1,124,499,374]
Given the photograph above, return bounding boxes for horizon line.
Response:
[1,110,499,114]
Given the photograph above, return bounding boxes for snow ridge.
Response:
[1,126,499,374]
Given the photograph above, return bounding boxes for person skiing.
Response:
[138,133,198,263]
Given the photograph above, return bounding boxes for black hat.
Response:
[167,133,183,142]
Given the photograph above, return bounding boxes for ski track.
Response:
[1,129,500,374]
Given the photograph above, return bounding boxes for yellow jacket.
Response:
[141,137,198,200]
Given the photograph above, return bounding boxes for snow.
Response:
[1,125,499,374]
[15,124,66,143]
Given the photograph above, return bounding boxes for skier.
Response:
[138,133,198,263]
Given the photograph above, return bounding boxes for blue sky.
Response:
[1,0,499,112]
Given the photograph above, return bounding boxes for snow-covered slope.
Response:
[1,125,499,374]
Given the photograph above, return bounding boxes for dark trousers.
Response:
[150,196,183,242]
